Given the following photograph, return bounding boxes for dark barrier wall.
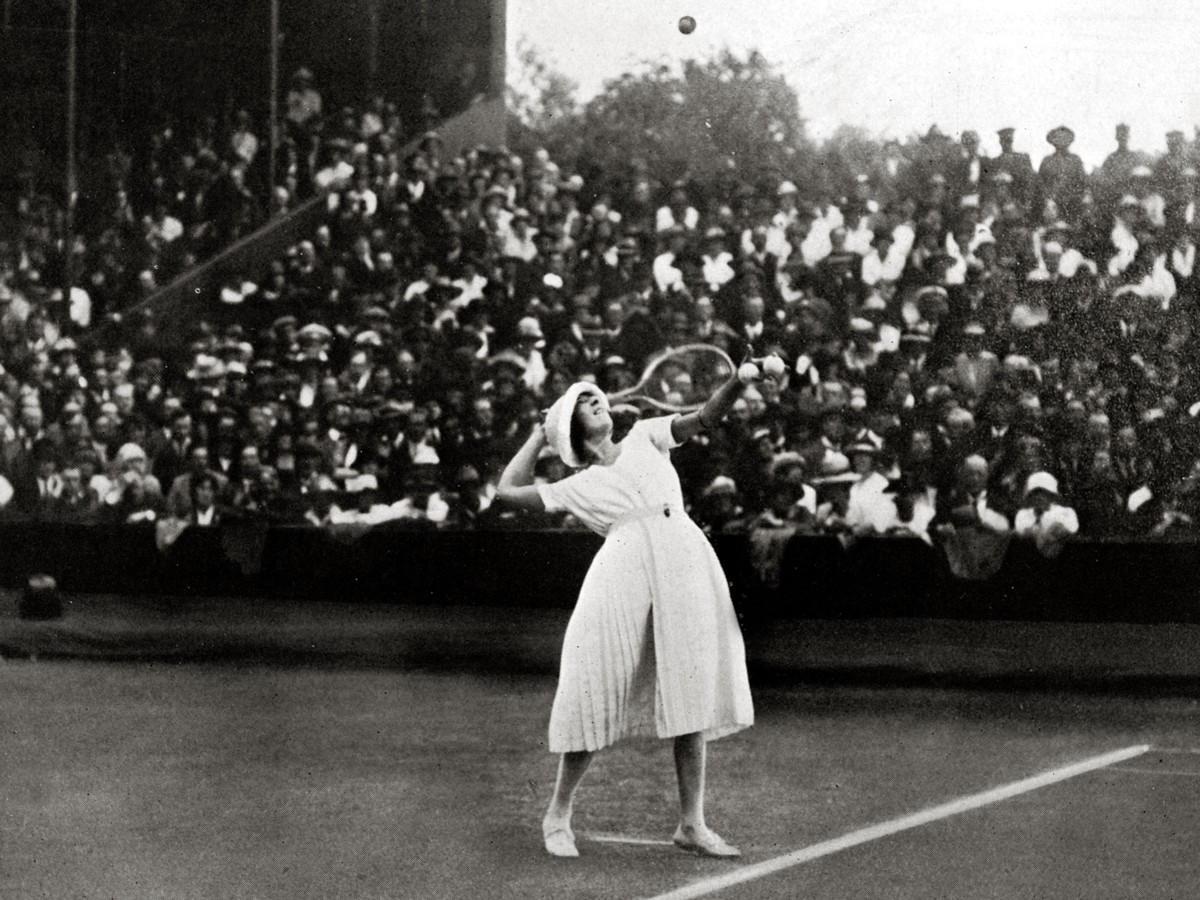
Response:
[2,524,1199,624]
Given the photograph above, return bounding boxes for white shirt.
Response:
[656,206,700,232]
[1171,243,1195,280]
[877,492,937,544]
[522,348,548,394]
[843,220,875,255]
[653,252,685,292]
[345,187,378,218]
[157,215,184,243]
[1014,503,1079,537]
[701,252,736,292]
[966,491,1011,533]
[845,471,892,532]
[451,273,488,306]
[800,218,833,266]
[230,130,259,165]
[501,227,539,262]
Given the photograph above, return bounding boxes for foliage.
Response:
[508,46,816,198]
[505,39,580,158]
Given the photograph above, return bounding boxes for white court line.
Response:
[589,833,675,846]
[1108,766,1200,778]
[645,744,1150,900]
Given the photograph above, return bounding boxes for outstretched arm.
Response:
[671,350,766,444]
[496,423,548,512]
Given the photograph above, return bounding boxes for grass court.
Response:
[2,594,1198,898]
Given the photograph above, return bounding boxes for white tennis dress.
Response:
[537,415,755,753]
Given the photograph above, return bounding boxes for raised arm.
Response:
[671,351,765,444]
[496,423,549,512]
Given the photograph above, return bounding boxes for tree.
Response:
[570,49,812,194]
[820,125,887,199]
[505,39,579,157]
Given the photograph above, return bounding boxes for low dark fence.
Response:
[1,523,1198,624]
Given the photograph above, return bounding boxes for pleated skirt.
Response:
[547,514,754,753]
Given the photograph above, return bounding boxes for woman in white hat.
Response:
[498,369,760,859]
[1014,470,1079,557]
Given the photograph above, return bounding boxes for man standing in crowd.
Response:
[1039,126,1087,222]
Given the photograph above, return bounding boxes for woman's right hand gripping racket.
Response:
[608,344,736,412]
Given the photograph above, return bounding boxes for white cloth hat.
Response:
[1127,485,1153,514]
[544,382,608,468]
[1024,471,1059,497]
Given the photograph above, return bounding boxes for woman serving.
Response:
[497,359,765,859]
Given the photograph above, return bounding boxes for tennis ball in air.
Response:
[762,355,786,378]
[678,15,696,34]
[737,362,760,384]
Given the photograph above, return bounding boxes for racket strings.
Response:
[615,345,735,411]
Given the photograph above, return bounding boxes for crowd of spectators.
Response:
[2,107,1200,552]
[5,68,420,329]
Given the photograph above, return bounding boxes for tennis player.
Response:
[498,362,761,859]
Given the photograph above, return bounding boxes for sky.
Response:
[508,0,1200,169]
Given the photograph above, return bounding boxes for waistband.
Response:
[609,503,682,532]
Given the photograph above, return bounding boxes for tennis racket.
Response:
[609,343,736,412]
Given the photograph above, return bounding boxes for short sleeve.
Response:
[536,468,603,520]
[636,414,682,454]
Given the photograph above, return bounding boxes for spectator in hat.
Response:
[653,226,688,294]
[102,467,162,524]
[695,475,744,536]
[842,318,880,376]
[876,470,937,543]
[701,228,736,294]
[1039,127,1087,223]
[1095,124,1140,214]
[285,67,322,137]
[985,127,1034,205]
[813,226,863,320]
[1128,164,1167,228]
[1014,470,1079,556]
[1156,130,1194,225]
[229,109,260,168]
[655,184,700,233]
[741,226,782,294]
[501,209,539,262]
[510,316,549,394]
[949,130,984,197]
[108,442,162,502]
[861,228,904,287]
[843,440,893,535]
[951,322,999,406]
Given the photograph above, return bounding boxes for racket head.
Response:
[609,344,736,412]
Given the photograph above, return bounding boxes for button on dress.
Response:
[537,415,755,753]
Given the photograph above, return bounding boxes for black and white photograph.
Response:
[1,0,1199,896]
